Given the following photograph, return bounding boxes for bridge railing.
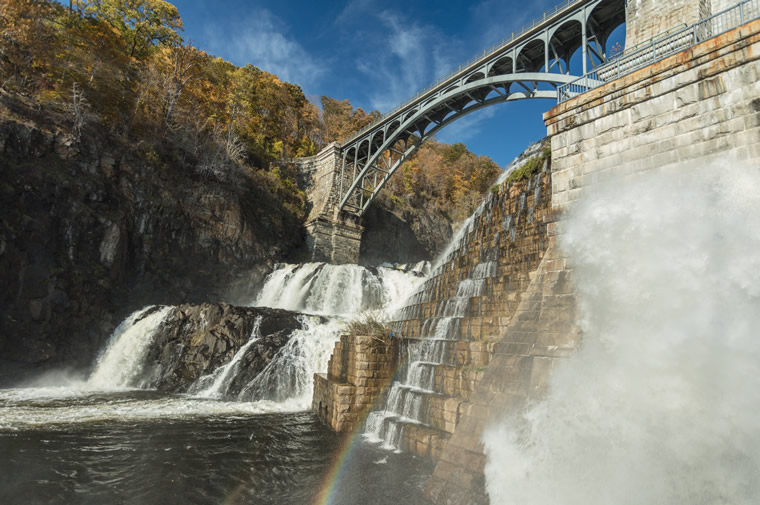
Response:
[558,0,760,103]
[345,0,586,144]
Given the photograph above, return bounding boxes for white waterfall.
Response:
[74,259,424,414]
[237,316,346,409]
[87,306,173,389]
[253,263,421,317]
[190,317,263,398]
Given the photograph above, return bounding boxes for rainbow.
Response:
[312,359,410,505]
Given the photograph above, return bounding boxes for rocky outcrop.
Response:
[0,99,305,384]
[141,303,307,394]
[360,198,453,266]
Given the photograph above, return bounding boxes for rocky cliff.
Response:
[359,196,453,266]
[0,98,305,384]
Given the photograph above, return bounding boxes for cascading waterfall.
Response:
[190,317,264,398]
[236,263,423,409]
[254,262,418,316]
[364,146,545,449]
[483,163,760,504]
[87,306,173,389]
[236,317,346,407]
[80,262,423,412]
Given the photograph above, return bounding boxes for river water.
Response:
[0,263,432,505]
[0,391,431,505]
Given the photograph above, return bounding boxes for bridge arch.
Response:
[487,55,515,77]
[339,73,575,214]
[333,0,626,216]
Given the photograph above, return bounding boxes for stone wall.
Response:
[625,0,703,49]
[425,15,760,505]
[313,334,398,432]
[383,163,555,463]
[304,216,363,265]
[294,144,364,264]
[397,168,554,342]
[547,19,760,210]
[425,243,580,505]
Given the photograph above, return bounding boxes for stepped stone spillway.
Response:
[312,6,760,505]
[312,146,556,459]
[375,164,555,461]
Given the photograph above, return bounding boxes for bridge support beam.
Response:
[295,143,363,264]
[304,214,363,265]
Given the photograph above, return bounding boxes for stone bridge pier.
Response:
[294,143,363,265]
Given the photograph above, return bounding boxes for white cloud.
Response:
[355,11,459,113]
[470,0,559,49]
[205,9,325,89]
[335,0,374,26]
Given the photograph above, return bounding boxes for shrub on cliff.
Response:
[347,315,392,340]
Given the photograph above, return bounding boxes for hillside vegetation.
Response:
[0,0,500,222]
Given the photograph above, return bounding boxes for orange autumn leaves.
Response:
[0,0,500,221]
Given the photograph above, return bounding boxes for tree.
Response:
[160,42,199,127]
[320,96,379,143]
[0,0,59,91]
[82,0,183,59]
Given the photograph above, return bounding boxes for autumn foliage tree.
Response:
[384,140,501,221]
[320,96,379,143]
[0,0,499,223]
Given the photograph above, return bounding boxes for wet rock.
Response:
[360,200,452,267]
[141,303,310,394]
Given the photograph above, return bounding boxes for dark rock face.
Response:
[141,303,305,394]
[360,201,453,266]
[0,114,304,384]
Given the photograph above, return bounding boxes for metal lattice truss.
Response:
[338,0,625,216]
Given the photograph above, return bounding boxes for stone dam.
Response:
[311,4,760,504]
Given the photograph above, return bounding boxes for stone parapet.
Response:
[546,18,760,210]
[313,334,398,433]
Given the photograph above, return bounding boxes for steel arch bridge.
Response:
[335,0,626,216]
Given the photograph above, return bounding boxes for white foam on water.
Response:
[0,389,305,431]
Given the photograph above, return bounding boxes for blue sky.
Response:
[170,0,625,165]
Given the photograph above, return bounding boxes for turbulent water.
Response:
[0,262,429,505]
[483,163,760,504]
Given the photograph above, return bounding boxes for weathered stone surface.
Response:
[625,0,704,50]
[425,245,581,504]
[546,19,760,210]
[396,167,554,343]
[141,303,307,394]
[313,333,398,433]
[304,216,363,265]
